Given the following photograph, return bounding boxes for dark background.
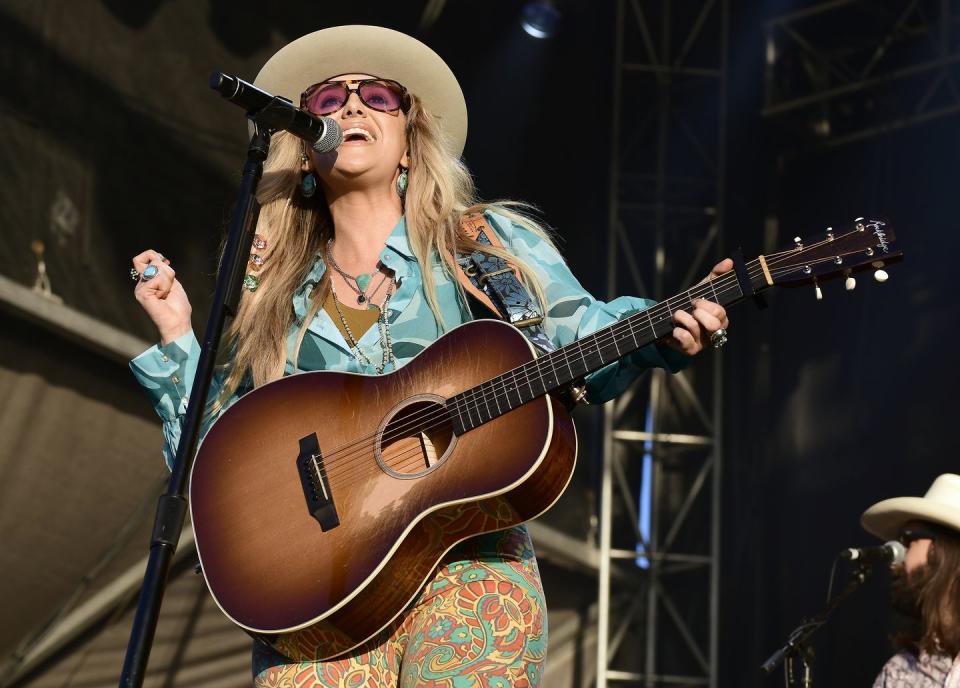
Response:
[1,1,957,686]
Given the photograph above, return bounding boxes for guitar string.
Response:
[315,255,866,490]
[370,243,884,477]
[329,284,752,485]
[315,238,875,487]
[322,237,838,464]
[322,272,770,486]
[316,268,776,487]
[315,239,878,490]
[318,280,746,485]
[445,235,880,432]
[325,229,856,466]
[313,236,878,485]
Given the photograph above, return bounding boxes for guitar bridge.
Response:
[296,433,340,531]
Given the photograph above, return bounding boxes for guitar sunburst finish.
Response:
[190,320,577,659]
[189,218,900,660]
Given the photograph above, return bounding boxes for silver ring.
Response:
[129,267,140,282]
[141,264,160,281]
[710,328,728,349]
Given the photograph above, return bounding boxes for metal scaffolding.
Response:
[764,0,960,149]
[598,1,727,686]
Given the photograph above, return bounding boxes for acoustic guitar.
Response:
[189,219,900,659]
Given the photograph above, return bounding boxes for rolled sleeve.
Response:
[486,211,690,404]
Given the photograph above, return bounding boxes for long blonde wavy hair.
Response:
[216,94,557,405]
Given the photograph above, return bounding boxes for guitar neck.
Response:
[447,256,768,434]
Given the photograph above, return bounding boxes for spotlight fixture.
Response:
[521,1,560,39]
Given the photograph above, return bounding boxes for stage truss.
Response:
[764,0,960,149]
[598,1,727,686]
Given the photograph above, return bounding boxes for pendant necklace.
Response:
[325,238,388,305]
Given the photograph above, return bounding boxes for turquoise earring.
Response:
[396,167,408,199]
[301,172,317,198]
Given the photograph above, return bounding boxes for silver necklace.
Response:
[325,238,386,305]
[329,276,396,374]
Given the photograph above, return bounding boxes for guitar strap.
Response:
[455,214,557,355]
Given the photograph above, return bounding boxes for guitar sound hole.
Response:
[378,397,455,477]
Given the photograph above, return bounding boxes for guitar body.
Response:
[189,319,577,660]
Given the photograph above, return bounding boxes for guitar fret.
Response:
[479,390,490,423]
[506,370,521,408]
[539,359,557,390]
[624,319,637,349]
[536,360,548,395]
[494,375,508,413]
[644,308,656,342]
[466,390,480,429]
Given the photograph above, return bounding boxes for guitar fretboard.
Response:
[446,261,761,434]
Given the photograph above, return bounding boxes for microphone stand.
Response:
[760,564,873,687]
[118,123,271,687]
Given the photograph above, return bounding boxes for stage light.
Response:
[521,1,560,39]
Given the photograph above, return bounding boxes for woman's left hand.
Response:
[663,258,733,356]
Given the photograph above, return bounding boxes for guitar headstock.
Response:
[763,218,901,291]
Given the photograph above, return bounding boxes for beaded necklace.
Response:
[328,269,397,375]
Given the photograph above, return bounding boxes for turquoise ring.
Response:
[141,264,160,281]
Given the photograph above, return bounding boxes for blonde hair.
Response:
[215,94,557,406]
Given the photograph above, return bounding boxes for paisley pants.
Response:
[252,527,547,688]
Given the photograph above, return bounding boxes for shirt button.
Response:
[382,255,390,262]
[160,354,169,362]
[171,375,181,384]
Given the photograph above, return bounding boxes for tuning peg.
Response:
[844,270,856,291]
[814,276,823,301]
[872,260,889,283]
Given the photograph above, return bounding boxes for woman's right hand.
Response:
[132,249,193,345]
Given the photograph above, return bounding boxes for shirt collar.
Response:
[382,214,414,261]
[376,215,413,280]
[292,214,413,324]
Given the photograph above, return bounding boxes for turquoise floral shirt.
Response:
[130,211,687,470]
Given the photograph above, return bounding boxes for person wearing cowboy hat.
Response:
[128,25,733,686]
[863,474,960,688]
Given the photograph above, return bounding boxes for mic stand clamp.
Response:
[760,564,873,687]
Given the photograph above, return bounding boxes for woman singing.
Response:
[129,25,731,687]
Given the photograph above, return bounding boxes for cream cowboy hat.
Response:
[253,25,468,157]
[861,473,960,540]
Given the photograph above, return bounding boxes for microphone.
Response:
[210,72,343,153]
[840,540,906,566]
